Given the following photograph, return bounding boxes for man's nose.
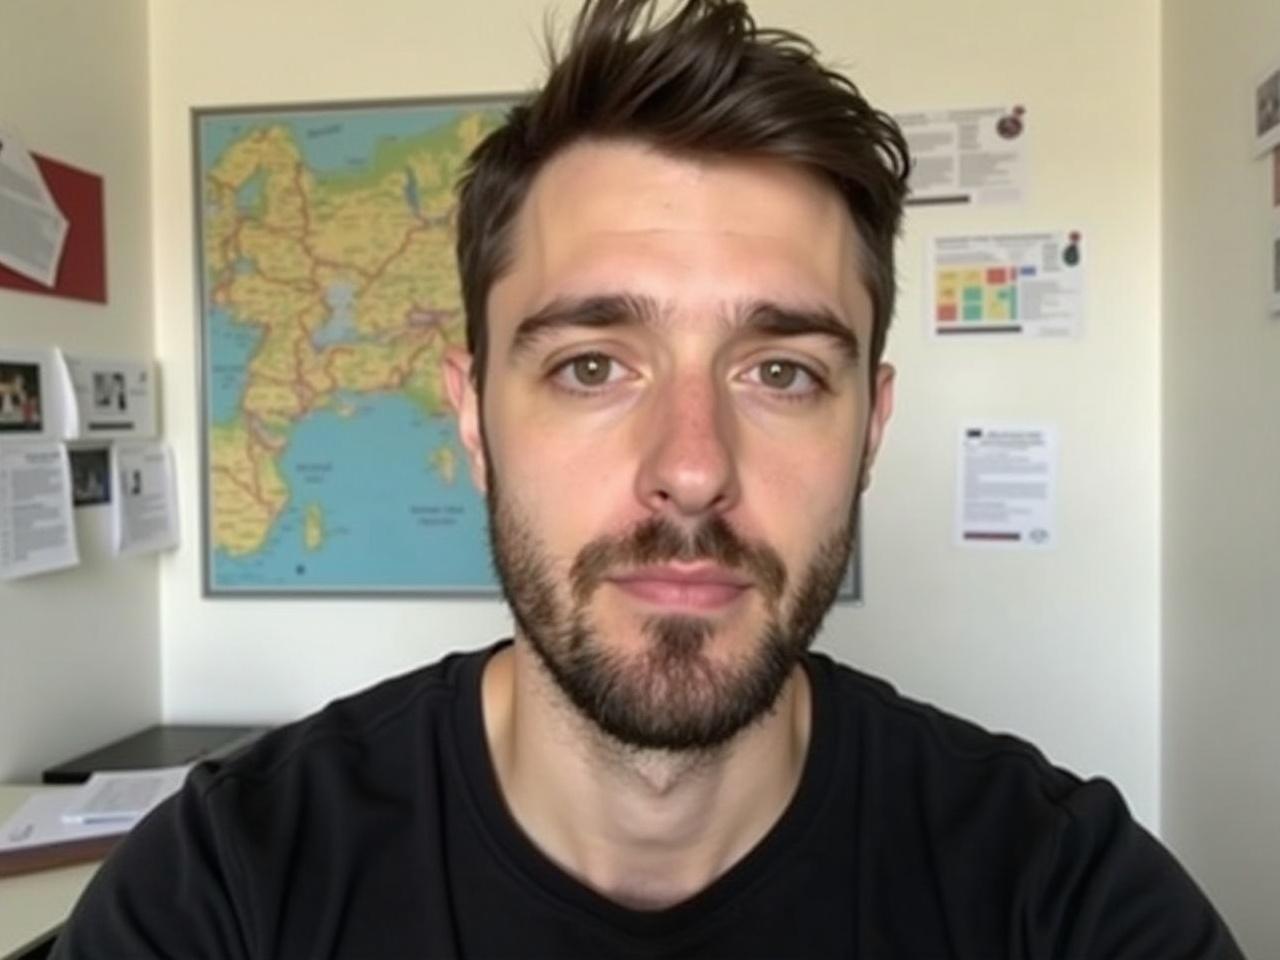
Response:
[634,373,741,519]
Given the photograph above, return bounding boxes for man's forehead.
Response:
[523,140,849,237]
[489,139,872,337]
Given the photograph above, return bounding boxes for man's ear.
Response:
[442,347,489,494]
[859,362,895,491]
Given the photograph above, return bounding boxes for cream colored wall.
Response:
[1162,1,1280,954]
[149,0,1163,827]
[0,0,158,779]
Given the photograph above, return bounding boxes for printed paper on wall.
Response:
[929,231,1085,338]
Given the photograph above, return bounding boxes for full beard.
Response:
[486,479,859,754]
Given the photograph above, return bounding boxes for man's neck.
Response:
[481,638,812,910]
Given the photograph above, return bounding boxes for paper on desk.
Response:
[0,125,68,287]
[60,767,190,826]
[0,792,126,854]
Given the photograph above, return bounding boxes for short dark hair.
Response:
[456,0,910,395]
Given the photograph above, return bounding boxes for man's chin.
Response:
[535,613,802,753]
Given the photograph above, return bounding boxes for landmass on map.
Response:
[430,445,457,486]
[303,502,325,552]
[203,109,500,561]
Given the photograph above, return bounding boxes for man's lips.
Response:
[607,565,752,611]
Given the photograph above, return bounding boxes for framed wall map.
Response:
[194,96,510,596]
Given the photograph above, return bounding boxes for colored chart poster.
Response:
[928,231,1085,338]
[194,98,510,596]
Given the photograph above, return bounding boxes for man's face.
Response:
[447,140,894,752]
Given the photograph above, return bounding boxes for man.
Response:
[55,1,1242,957]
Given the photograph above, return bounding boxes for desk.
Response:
[0,785,103,959]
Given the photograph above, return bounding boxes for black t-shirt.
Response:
[52,642,1242,959]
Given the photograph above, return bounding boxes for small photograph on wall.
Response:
[1255,65,1280,156]
[70,446,111,507]
[92,371,130,415]
[0,361,42,433]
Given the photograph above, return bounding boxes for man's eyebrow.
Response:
[508,294,860,363]
[510,294,662,358]
[738,301,860,364]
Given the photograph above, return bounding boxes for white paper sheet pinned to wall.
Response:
[0,125,68,286]
[60,353,158,439]
[928,231,1085,338]
[0,441,79,580]
[111,441,179,556]
[956,423,1057,549]
[896,105,1029,206]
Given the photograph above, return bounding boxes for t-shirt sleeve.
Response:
[1025,778,1244,960]
[50,765,251,960]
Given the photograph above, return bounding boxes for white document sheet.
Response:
[112,441,179,555]
[956,424,1057,549]
[60,353,158,439]
[0,792,127,854]
[0,125,67,286]
[896,105,1028,206]
[60,767,190,826]
[0,441,79,580]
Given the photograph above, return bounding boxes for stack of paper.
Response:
[0,767,189,877]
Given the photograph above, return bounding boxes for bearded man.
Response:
[53,1,1241,957]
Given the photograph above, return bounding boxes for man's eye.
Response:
[749,359,823,395]
[551,352,625,390]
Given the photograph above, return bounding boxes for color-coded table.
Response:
[936,264,1036,324]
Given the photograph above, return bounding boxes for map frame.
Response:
[192,94,863,603]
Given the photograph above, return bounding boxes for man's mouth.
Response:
[607,564,752,612]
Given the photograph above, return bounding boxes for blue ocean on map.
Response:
[198,101,509,180]
[212,393,496,592]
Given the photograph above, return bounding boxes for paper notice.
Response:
[957,424,1057,549]
[0,442,79,580]
[61,354,158,439]
[112,441,179,555]
[0,125,57,209]
[896,105,1028,206]
[0,126,67,286]
[929,231,1085,338]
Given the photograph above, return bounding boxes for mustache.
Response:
[569,514,788,606]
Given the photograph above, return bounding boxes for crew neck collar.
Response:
[451,639,840,945]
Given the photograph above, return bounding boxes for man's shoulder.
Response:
[814,652,1093,816]
[195,641,496,801]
